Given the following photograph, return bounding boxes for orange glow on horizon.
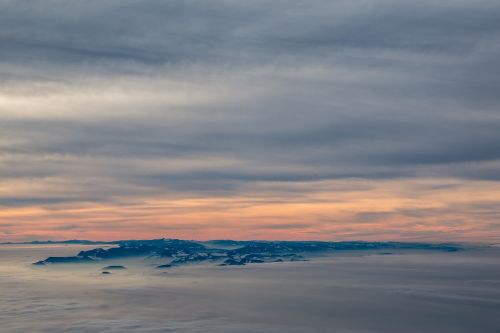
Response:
[1,178,499,243]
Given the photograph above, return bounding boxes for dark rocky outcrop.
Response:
[33,239,462,268]
[102,265,126,270]
[33,256,95,265]
[219,258,246,266]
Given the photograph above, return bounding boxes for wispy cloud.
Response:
[1,0,499,241]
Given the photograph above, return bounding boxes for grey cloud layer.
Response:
[2,246,500,332]
[1,0,500,204]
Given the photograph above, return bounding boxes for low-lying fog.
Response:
[1,244,500,333]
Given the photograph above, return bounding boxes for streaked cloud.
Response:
[0,0,499,241]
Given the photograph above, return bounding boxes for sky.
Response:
[1,0,500,242]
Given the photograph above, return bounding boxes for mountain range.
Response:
[33,239,461,268]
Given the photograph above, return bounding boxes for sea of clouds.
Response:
[1,244,500,332]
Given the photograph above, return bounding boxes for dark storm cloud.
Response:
[0,0,499,204]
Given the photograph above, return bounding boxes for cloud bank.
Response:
[0,0,499,241]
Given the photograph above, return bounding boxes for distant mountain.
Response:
[1,239,116,245]
[33,238,462,267]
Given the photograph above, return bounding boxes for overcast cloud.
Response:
[0,0,499,241]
